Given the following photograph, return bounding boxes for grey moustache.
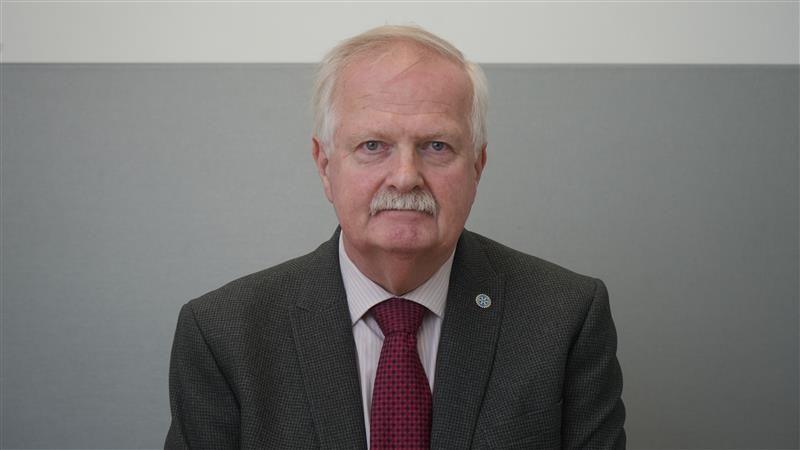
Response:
[369,190,437,216]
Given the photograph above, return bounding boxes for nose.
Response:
[387,146,424,193]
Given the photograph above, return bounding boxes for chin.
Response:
[371,224,438,255]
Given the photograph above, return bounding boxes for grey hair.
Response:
[312,25,488,154]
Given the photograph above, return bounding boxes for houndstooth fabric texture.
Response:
[370,298,431,449]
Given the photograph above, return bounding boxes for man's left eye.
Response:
[428,141,446,151]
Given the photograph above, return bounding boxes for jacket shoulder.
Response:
[464,230,600,301]
[183,239,334,330]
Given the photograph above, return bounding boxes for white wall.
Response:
[2,1,798,64]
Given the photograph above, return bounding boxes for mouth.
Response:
[372,208,434,217]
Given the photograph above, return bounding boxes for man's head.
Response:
[311,25,489,287]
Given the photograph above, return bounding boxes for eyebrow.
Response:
[345,128,465,144]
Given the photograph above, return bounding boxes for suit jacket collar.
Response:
[431,230,506,448]
[290,228,368,448]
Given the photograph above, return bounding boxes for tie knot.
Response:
[372,298,426,336]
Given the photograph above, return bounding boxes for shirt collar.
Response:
[339,234,452,325]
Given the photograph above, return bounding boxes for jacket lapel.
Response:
[430,231,505,448]
[290,230,367,449]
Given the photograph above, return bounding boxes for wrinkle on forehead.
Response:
[353,95,454,115]
[361,90,459,116]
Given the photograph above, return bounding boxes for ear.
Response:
[474,144,487,183]
[312,137,334,203]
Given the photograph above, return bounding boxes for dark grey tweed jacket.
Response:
[166,229,625,449]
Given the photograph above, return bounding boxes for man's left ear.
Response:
[474,144,487,182]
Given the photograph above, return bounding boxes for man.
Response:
[166,25,625,449]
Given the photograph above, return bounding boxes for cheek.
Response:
[436,175,478,213]
[330,171,378,209]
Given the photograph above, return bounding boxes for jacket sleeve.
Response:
[561,279,626,449]
[165,304,240,449]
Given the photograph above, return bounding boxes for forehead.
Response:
[333,42,472,120]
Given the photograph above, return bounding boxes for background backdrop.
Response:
[2,3,798,449]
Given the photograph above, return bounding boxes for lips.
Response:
[375,208,433,216]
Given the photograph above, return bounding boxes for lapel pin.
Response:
[475,293,491,309]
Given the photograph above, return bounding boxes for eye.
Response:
[364,140,381,151]
[426,141,448,152]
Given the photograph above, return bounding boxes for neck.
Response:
[342,236,454,295]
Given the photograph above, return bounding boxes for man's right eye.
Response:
[364,140,381,151]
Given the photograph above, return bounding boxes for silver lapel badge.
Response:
[475,293,491,309]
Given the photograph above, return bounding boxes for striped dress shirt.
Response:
[338,235,453,448]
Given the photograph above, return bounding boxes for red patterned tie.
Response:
[370,298,431,449]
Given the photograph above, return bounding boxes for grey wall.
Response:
[2,64,797,449]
